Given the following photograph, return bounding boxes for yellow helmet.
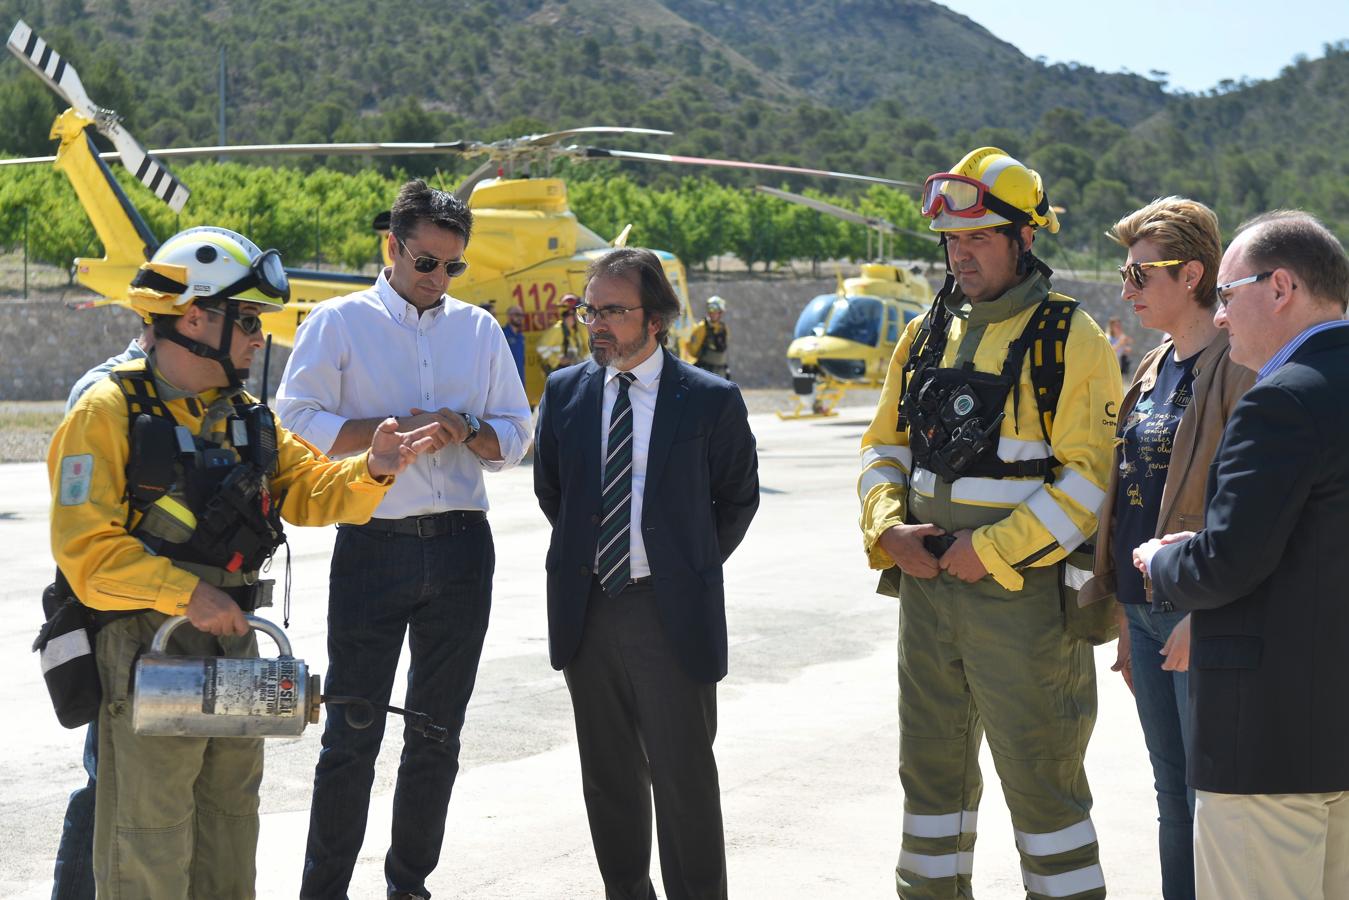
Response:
[922,147,1060,235]
[126,226,289,321]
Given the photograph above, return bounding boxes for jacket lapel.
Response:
[644,349,689,495]
[577,361,605,495]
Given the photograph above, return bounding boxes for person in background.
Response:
[537,293,588,373]
[50,316,155,900]
[683,295,731,378]
[1108,316,1134,375]
[1081,197,1253,899]
[502,304,527,386]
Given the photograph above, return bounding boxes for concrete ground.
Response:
[0,407,1161,899]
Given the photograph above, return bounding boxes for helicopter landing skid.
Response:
[777,387,845,420]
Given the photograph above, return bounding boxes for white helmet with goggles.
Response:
[128,226,289,389]
[922,147,1059,235]
[127,226,289,318]
[706,295,726,313]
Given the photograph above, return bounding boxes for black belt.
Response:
[356,511,486,538]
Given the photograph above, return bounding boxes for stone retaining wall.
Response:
[1,274,1148,400]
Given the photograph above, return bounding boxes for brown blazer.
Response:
[1080,329,1254,606]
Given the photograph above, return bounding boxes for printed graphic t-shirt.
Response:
[1112,346,1197,605]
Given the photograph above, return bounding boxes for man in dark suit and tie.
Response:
[1134,210,1349,899]
[534,248,760,900]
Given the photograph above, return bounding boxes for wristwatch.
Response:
[461,412,482,444]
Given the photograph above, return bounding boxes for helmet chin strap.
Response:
[160,303,248,390]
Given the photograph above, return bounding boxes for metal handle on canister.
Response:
[150,614,293,657]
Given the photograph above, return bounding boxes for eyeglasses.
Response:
[396,236,469,277]
[202,305,264,335]
[575,303,641,325]
[1215,271,1274,308]
[1118,259,1185,289]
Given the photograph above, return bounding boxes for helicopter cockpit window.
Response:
[824,296,884,347]
[794,294,838,339]
[885,307,899,343]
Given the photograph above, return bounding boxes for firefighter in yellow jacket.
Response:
[536,293,589,373]
[47,227,442,899]
[858,150,1120,899]
[683,294,730,377]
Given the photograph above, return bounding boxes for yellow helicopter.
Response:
[4,20,917,404]
[756,186,938,419]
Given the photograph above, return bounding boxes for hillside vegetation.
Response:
[0,0,1346,271]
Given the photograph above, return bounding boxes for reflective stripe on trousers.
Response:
[894,563,1102,900]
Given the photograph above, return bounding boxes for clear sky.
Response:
[937,0,1349,93]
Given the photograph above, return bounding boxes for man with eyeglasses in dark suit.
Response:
[534,248,759,900]
[1135,211,1349,899]
[276,179,531,900]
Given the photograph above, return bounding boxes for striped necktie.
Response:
[597,372,637,597]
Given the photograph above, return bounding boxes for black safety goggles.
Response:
[210,248,290,302]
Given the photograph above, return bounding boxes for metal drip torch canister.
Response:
[133,615,321,738]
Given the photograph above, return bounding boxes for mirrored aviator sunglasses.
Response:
[1118,259,1185,289]
[397,236,468,277]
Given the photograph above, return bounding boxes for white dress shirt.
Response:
[598,346,664,579]
[275,269,532,517]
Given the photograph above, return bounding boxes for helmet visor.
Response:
[209,248,291,306]
[254,249,289,300]
[922,173,992,219]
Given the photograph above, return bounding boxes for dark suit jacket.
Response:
[534,349,760,684]
[1152,325,1349,794]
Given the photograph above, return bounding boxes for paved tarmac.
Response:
[0,407,1161,898]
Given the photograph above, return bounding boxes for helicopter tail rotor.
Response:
[7,19,189,212]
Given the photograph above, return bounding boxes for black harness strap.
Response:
[898,294,1077,482]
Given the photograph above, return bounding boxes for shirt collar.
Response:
[948,271,1049,326]
[375,268,444,325]
[1256,319,1349,381]
[606,345,664,388]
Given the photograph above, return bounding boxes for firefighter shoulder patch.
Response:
[59,454,94,506]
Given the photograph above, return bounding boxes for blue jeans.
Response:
[1124,602,1195,900]
[51,721,97,900]
[301,518,494,900]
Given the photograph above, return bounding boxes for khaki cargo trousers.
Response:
[892,490,1104,899]
[93,611,262,899]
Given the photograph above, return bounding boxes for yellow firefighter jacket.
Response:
[48,359,392,616]
[859,272,1121,591]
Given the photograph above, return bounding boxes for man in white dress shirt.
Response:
[276,179,531,900]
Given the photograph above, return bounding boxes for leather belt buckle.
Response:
[415,515,440,539]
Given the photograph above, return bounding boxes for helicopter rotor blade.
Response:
[518,126,673,147]
[756,185,939,244]
[0,154,58,166]
[121,140,487,161]
[577,147,921,189]
[102,120,190,212]
[6,21,98,119]
[756,186,895,231]
[8,20,190,212]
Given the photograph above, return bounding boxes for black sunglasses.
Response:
[396,236,469,277]
[202,305,264,335]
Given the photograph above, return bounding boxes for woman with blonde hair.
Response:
[1080,196,1254,899]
